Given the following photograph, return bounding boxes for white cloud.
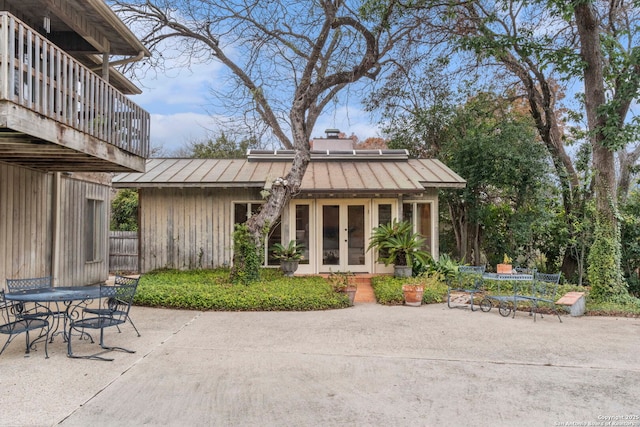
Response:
[149,112,215,153]
[131,61,223,114]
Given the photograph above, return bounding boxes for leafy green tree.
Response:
[621,188,640,296]
[376,79,555,266]
[111,189,139,231]
[440,93,554,267]
[190,133,257,159]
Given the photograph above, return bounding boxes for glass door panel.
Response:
[417,203,432,253]
[295,204,310,264]
[319,201,370,272]
[322,205,340,265]
[347,205,365,265]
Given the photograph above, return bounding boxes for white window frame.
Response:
[289,200,315,274]
[402,200,436,256]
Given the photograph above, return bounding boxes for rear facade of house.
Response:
[114,132,466,275]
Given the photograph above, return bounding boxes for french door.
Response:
[318,200,370,272]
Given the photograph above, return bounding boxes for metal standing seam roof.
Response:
[112,156,466,192]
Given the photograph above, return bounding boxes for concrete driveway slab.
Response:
[1,304,639,426]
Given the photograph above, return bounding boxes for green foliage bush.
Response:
[135,268,350,311]
[132,268,640,316]
[586,293,640,316]
[110,189,138,231]
[370,275,404,305]
[230,224,262,285]
[587,215,627,301]
[370,274,448,305]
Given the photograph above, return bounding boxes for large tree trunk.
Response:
[574,2,626,298]
[448,201,470,263]
[574,3,617,223]
[245,148,311,239]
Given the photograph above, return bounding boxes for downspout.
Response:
[51,172,62,286]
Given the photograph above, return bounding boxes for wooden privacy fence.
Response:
[109,231,138,273]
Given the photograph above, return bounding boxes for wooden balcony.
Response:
[0,12,149,172]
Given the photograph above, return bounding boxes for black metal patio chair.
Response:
[82,275,141,337]
[0,290,50,358]
[68,281,138,361]
[6,276,63,342]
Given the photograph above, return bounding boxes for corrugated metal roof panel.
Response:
[113,157,466,190]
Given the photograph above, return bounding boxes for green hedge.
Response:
[135,268,350,311]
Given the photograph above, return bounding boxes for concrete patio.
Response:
[1,303,639,426]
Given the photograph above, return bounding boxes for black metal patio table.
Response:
[4,286,102,353]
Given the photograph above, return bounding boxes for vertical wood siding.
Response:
[139,187,259,272]
[57,176,110,285]
[0,163,53,280]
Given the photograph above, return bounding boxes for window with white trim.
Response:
[403,202,433,254]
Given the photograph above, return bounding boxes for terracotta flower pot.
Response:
[402,284,424,307]
[497,264,513,274]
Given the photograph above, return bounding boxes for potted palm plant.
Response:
[270,240,305,277]
[367,219,431,278]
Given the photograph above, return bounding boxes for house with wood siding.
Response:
[0,0,150,285]
[113,132,465,275]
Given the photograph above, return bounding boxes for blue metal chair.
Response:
[530,272,562,322]
[68,281,138,361]
[83,275,141,337]
[0,290,50,358]
[447,265,486,311]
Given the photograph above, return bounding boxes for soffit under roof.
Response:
[11,0,149,56]
[5,0,148,94]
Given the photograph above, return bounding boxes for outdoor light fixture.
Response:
[43,15,51,33]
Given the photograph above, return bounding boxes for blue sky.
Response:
[129,61,383,155]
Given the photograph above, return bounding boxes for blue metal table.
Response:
[480,273,534,317]
[482,273,534,281]
[5,286,102,352]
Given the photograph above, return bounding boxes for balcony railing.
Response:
[0,12,149,158]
